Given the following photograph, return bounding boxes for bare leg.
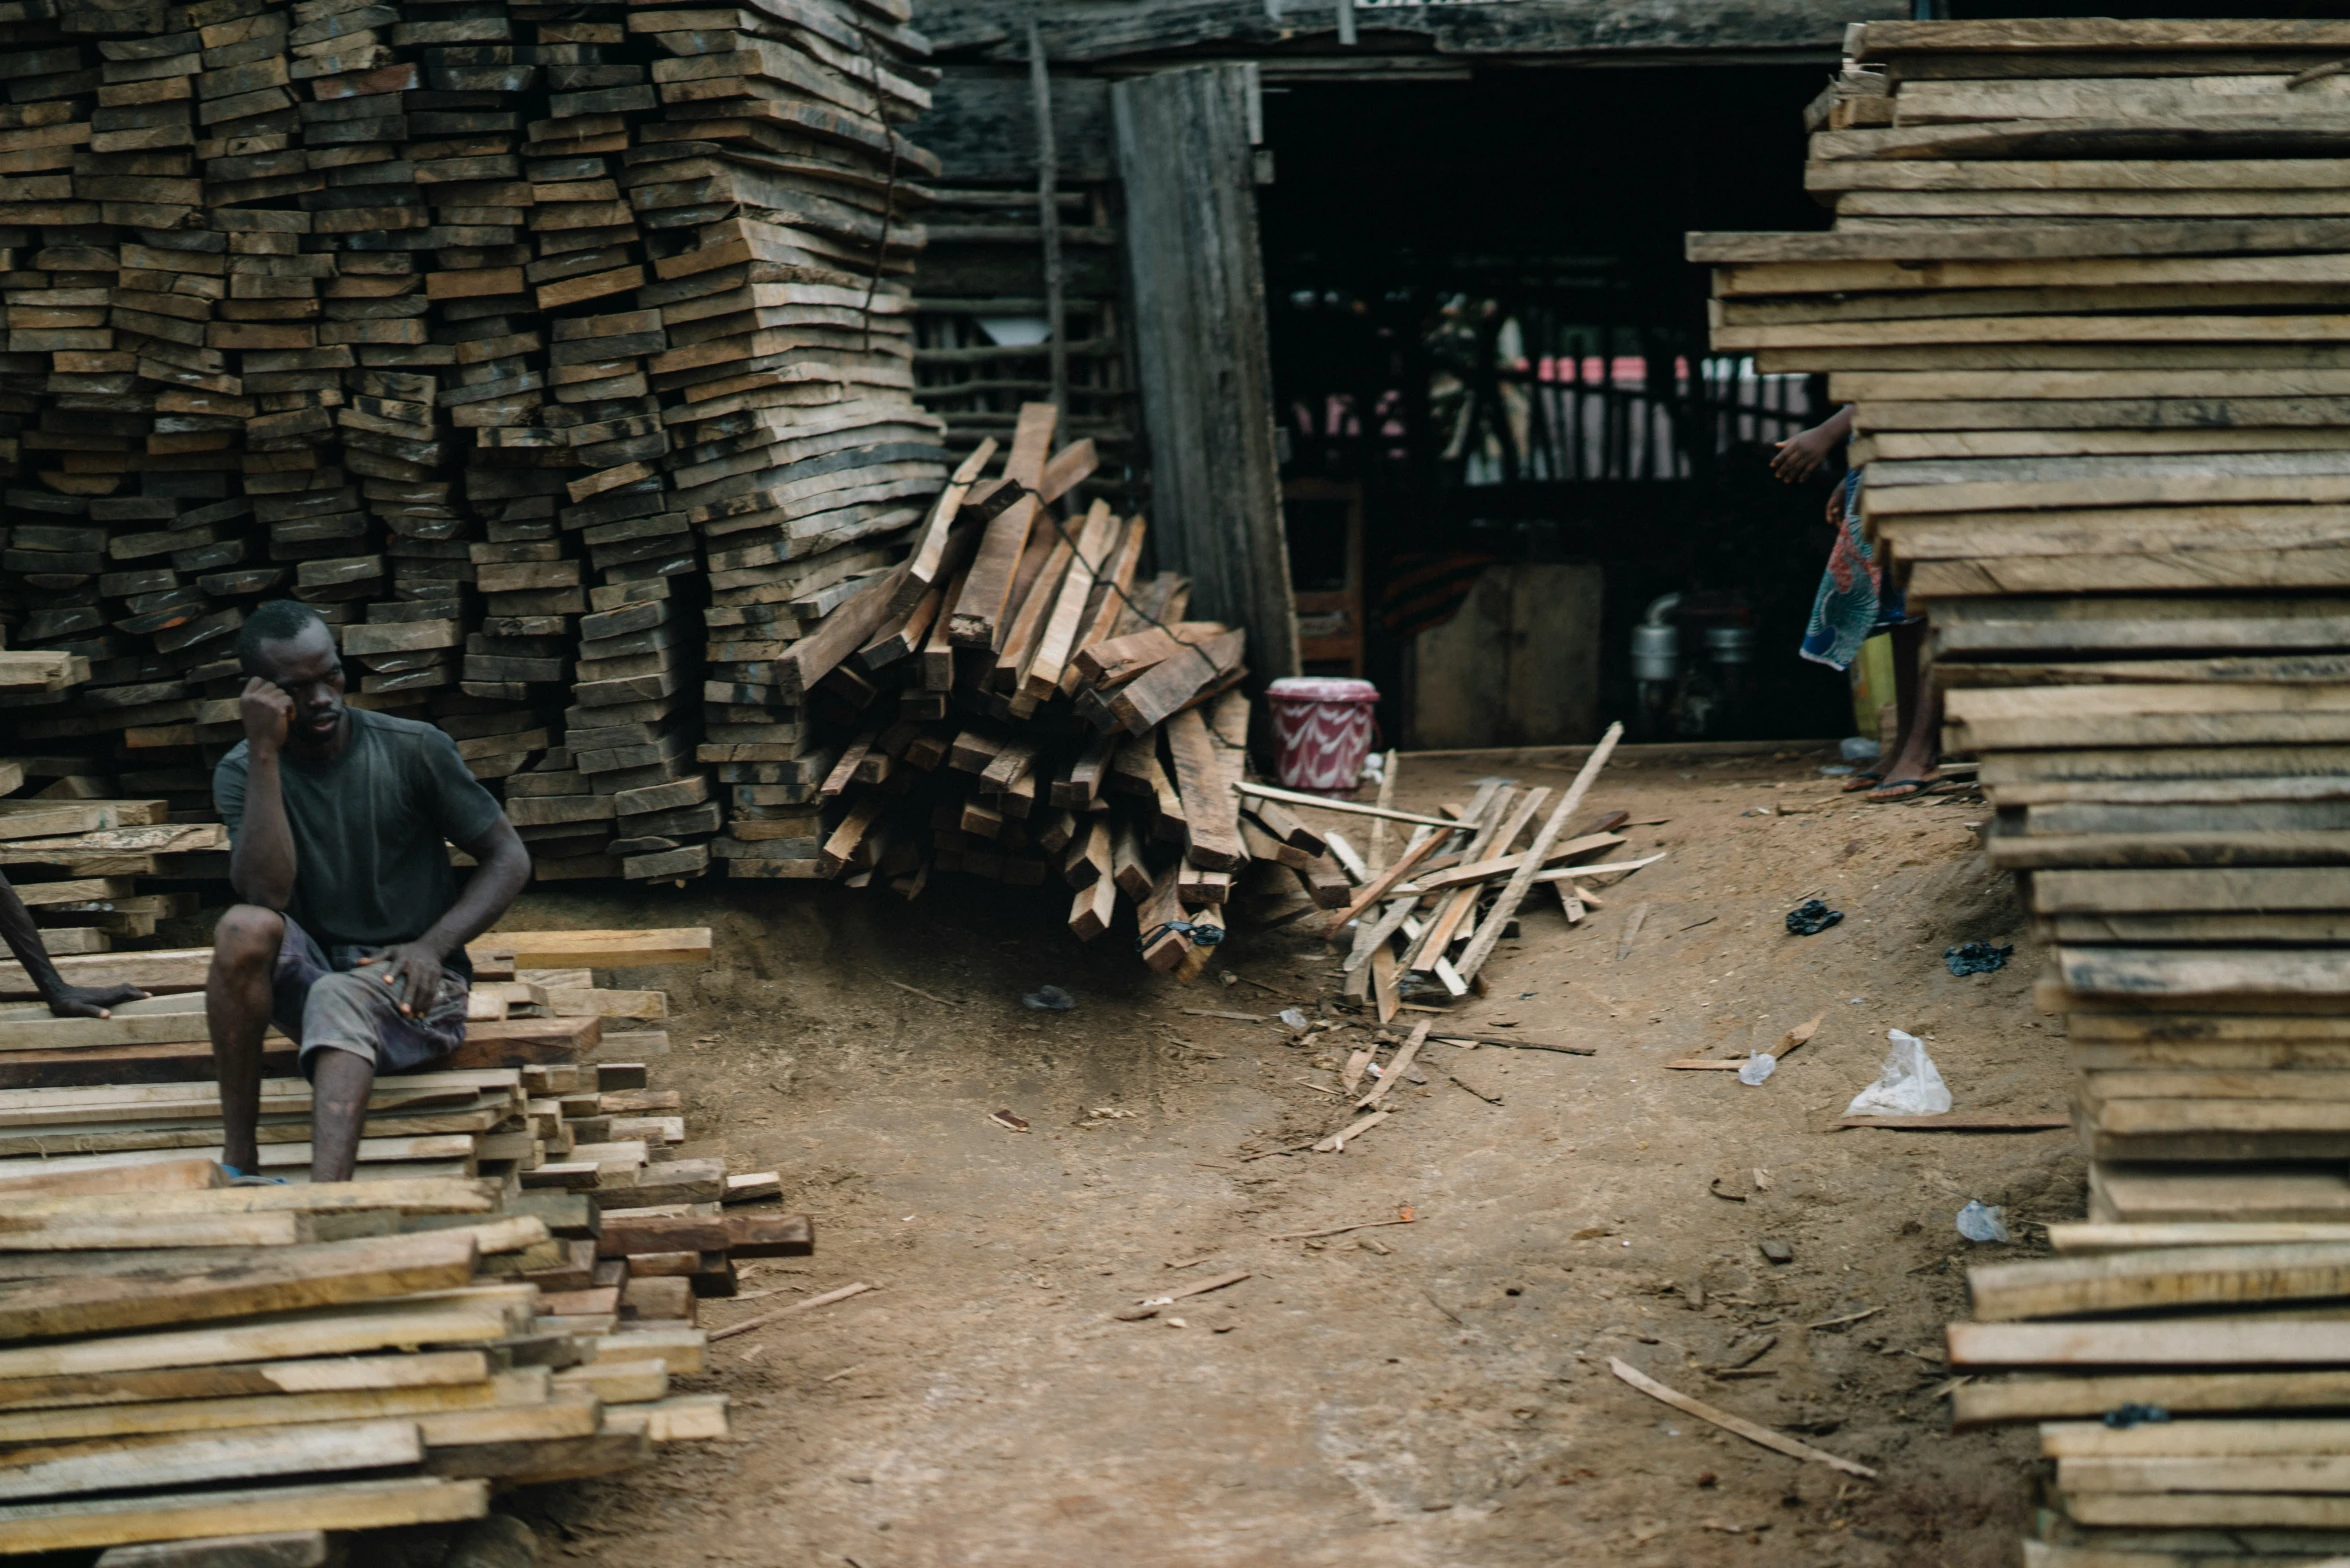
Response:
[206,904,283,1175]
[1869,620,1943,800]
[309,1047,376,1183]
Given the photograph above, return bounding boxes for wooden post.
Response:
[1111,64,1301,684]
[1027,20,1068,419]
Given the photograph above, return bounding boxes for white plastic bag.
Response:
[1737,1053,1776,1086]
[1843,1029,1951,1117]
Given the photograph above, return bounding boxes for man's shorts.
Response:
[272,913,470,1077]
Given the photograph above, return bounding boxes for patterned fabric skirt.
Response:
[1800,468,1908,672]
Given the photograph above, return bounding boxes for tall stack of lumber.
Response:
[1691,19,2350,1562]
[1948,1225,2350,1563]
[0,922,816,1551]
[0,0,946,898]
[1692,18,2350,1222]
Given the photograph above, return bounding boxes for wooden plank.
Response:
[1103,629,1244,735]
[2066,1492,2350,1529]
[0,1179,495,1220]
[1955,1370,2350,1428]
[1112,65,1299,682]
[1692,219,2350,266]
[469,929,711,969]
[0,1418,423,1502]
[0,1158,222,1199]
[2059,1454,2350,1494]
[2042,1417,2350,1457]
[0,949,209,1001]
[1454,724,1623,983]
[0,1296,523,1381]
[1947,1319,2350,1367]
[0,1477,487,1553]
[0,1213,312,1251]
[0,1231,478,1341]
[1022,502,1121,699]
[1163,708,1245,871]
[1969,1242,2350,1321]
[2048,1223,2350,1253]
[96,1531,329,1568]
[0,1349,493,1416]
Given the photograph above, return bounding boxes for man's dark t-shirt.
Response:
[214,709,506,978]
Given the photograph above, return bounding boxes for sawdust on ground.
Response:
[503,746,2063,1568]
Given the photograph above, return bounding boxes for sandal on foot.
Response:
[220,1164,289,1186]
[1866,776,1939,802]
[1839,771,1884,793]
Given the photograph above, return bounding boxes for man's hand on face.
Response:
[358,943,444,1019]
[240,677,295,754]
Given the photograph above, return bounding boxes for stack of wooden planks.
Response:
[0,0,944,891]
[0,921,809,1553]
[1949,1226,2350,1561]
[1316,726,1662,1020]
[1693,17,2350,1224]
[1695,20,2350,1561]
[1,711,213,958]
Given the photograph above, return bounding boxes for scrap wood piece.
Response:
[1617,902,1652,961]
[1108,630,1245,735]
[1321,826,1442,941]
[1835,1115,2069,1131]
[707,1281,876,1342]
[1969,1240,2350,1322]
[468,929,712,970]
[1164,708,1246,870]
[1670,1012,1825,1071]
[1115,1268,1249,1320]
[1608,1358,1877,1479]
[1357,1019,1433,1110]
[1434,1035,1595,1056]
[905,437,1001,585]
[0,1476,490,1555]
[1453,722,1625,984]
[1313,1110,1390,1153]
[1402,832,1627,893]
[1266,1214,1414,1242]
[1237,781,1458,831]
[1531,852,1669,885]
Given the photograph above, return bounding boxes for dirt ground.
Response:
[503,745,2077,1567]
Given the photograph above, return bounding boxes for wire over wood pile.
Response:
[1694,17,2350,1561]
[755,400,1333,972]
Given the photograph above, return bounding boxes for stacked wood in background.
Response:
[1694,19,2350,1562]
[0,0,944,898]
[0,923,811,1548]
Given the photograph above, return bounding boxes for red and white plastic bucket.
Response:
[1265,677,1379,794]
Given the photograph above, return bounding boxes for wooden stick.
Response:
[1609,1358,1877,1479]
[1357,1019,1432,1111]
[1433,1035,1595,1056]
[1453,722,1623,983]
[1320,826,1440,942]
[707,1281,876,1342]
[1235,782,1458,830]
[1369,749,1399,873]
[1265,1217,1415,1242]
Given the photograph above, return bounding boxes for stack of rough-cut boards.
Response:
[0,922,820,1552]
[0,0,945,890]
[0,754,216,958]
[728,397,1315,973]
[0,1161,804,1553]
[1690,18,2350,1563]
[1691,17,2350,1221]
[1946,1223,2350,1564]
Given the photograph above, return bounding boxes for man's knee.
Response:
[212,905,284,969]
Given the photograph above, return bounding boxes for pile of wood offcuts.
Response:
[1694,18,2350,1561]
[0,923,822,1555]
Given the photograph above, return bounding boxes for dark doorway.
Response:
[1257,65,1859,747]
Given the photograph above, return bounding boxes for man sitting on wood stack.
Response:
[208,601,533,1183]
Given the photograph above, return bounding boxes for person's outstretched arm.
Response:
[0,869,148,1018]
[1771,404,1855,483]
